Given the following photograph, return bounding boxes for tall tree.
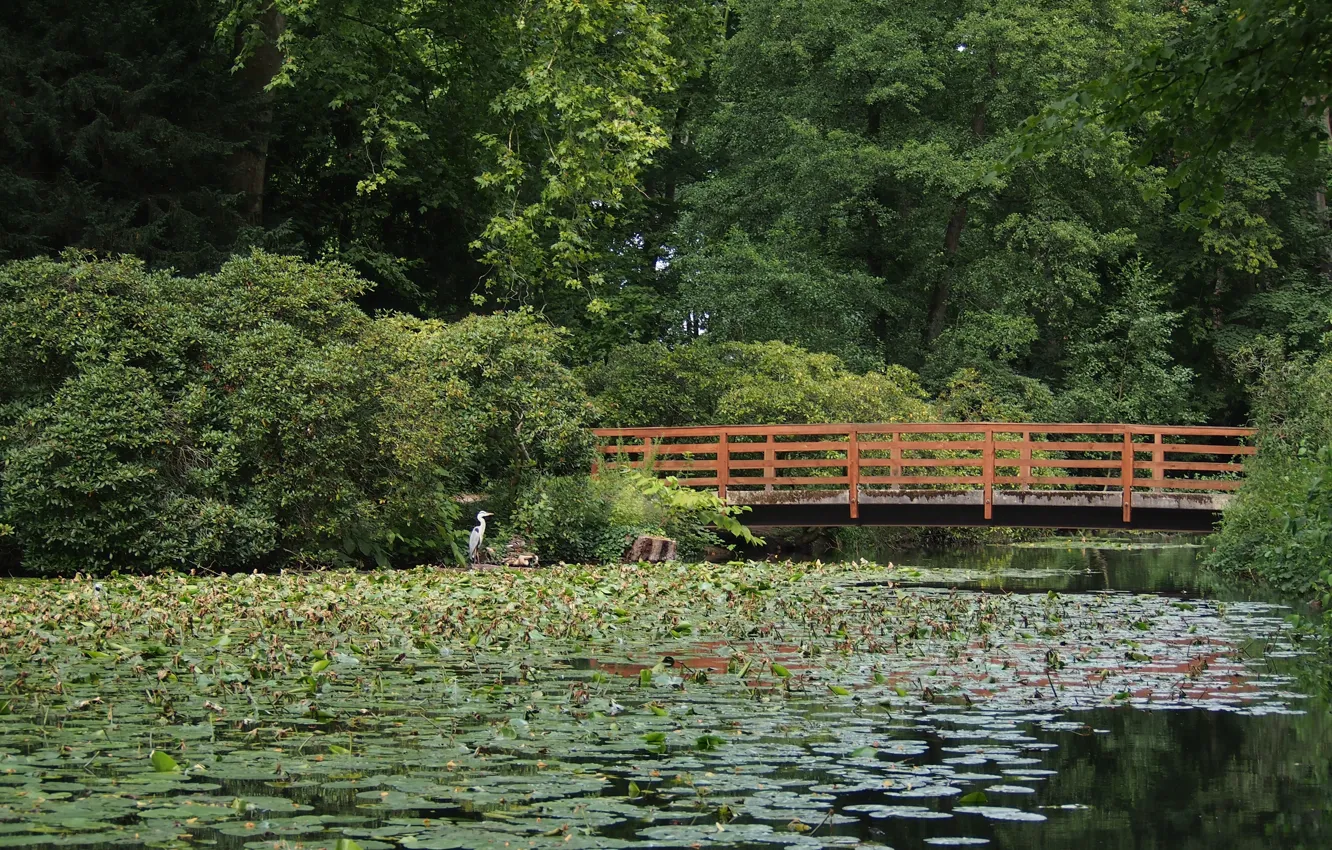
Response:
[1020,0,1332,215]
[668,0,1331,422]
[675,0,1165,373]
[219,0,720,313]
[0,0,251,271]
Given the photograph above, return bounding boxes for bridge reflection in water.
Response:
[594,423,1255,532]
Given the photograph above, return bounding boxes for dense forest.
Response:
[1,1,1330,583]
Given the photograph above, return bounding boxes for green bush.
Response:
[509,474,650,565]
[1209,347,1332,592]
[584,339,932,427]
[509,469,763,564]
[0,252,592,573]
[935,367,1055,423]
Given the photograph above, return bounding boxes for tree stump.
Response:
[503,536,540,568]
[624,535,677,563]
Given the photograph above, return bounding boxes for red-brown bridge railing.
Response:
[593,423,1256,523]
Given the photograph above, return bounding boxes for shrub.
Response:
[584,339,932,427]
[509,469,763,564]
[509,474,649,564]
[0,252,592,573]
[1209,346,1332,592]
[935,367,1055,423]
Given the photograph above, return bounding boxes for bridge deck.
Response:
[594,422,1255,532]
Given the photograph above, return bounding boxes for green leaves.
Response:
[467,0,720,298]
[0,256,592,574]
[149,751,180,773]
[1016,1,1332,211]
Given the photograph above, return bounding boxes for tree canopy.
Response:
[0,0,1328,428]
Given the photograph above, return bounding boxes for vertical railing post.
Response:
[983,426,994,521]
[1019,430,1031,490]
[848,428,860,520]
[1152,431,1164,490]
[641,436,652,472]
[890,433,899,487]
[764,433,775,492]
[717,431,729,500]
[1121,428,1134,523]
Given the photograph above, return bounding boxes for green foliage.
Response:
[674,0,1170,378]
[220,0,719,305]
[935,368,1054,423]
[1053,259,1199,424]
[667,0,1327,422]
[6,0,1326,437]
[0,0,250,271]
[421,311,595,485]
[510,468,763,564]
[620,468,764,549]
[674,230,885,368]
[1211,347,1332,592]
[509,474,644,565]
[0,252,589,574]
[1019,0,1332,214]
[585,339,932,427]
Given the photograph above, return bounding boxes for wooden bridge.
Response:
[594,423,1256,532]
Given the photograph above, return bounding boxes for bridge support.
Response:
[730,490,1230,533]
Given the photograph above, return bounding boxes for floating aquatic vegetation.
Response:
[0,559,1318,849]
[1008,537,1203,551]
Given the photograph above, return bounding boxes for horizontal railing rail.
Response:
[593,423,1256,521]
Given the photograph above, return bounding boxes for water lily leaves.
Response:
[953,805,1047,822]
[0,558,1316,850]
[890,783,963,798]
[842,803,952,820]
[637,822,824,847]
[148,750,179,773]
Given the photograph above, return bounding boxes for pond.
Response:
[0,545,1327,850]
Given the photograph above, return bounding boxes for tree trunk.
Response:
[924,95,986,346]
[229,4,286,225]
[1320,106,1331,274]
[925,198,968,343]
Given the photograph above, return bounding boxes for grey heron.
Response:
[468,511,494,564]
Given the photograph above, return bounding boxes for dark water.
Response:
[869,539,1242,596]
[844,541,1332,850]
